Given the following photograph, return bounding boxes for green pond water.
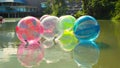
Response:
[0,20,120,68]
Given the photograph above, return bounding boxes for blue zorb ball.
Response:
[73,15,100,41]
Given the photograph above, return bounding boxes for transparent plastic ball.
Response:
[41,16,63,40]
[40,15,50,22]
[16,16,44,43]
[73,15,100,41]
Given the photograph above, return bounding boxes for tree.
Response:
[112,0,120,20]
[74,11,84,18]
[44,0,67,16]
[82,0,116,19]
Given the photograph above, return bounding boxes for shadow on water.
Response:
[97,20,119,49]
[96,42,110,50]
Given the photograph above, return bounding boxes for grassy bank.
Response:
[4,18,21,23]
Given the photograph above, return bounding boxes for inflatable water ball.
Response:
[16,16,44,43]
[59,15,76,30]
[40,15,50,22]
[73,15,100,41]
[41,16,63,40]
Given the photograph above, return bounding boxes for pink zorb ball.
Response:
[16,16,44,43]
[17,42,44,67]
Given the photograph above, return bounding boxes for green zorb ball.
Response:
[59,15,76,31]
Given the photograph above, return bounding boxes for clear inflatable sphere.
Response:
[73,15,100,41]
[40,15,50,22]
[16,16,44,43]
[41,16,63,40]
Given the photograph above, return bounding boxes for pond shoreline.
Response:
[4,18,21,23]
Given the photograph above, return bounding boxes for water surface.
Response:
[0,20,120,68]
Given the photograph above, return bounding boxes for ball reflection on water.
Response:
[17,42,44,68]
[73,41,100,68]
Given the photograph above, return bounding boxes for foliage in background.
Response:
[42,2,52,15]
[112,0,120,20]
[82,0,116,19]
[43,0,120,20]
[74,11,84,18]
[43,0,67,16]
